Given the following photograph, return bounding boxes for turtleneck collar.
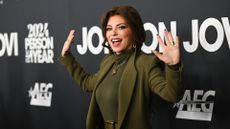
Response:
[114,49,135,64]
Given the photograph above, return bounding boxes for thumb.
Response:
[152,50,163,60]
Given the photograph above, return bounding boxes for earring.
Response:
[132,44,136,48]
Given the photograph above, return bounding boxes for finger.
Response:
[68,29,75,37]
[175,36,180,47]
[64,30,75,49]
[65,37,74,48]
[152,50,163,61]
[164,30,171,46]
[67,30,75,42]
[71,36,75,43]
[66,30,75,46]
[167,32,175,45]
[157,35,166,49]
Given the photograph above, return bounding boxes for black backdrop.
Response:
[0,0,230,129]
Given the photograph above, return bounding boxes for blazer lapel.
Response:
[118,52,137,128]
[87,55,116,129]
[95,55,116,88]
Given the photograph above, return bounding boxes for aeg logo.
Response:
[28,82,53,107]
[174,90,215,121]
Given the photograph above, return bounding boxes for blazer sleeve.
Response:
[148,58,183,103]
[59,52,103,92]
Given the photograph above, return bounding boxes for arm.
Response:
[59,30,99,92]
[59,53,99,92]
[148,60,183,102]
[150,30,183,102]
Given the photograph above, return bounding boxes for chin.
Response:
[113,49,122,53]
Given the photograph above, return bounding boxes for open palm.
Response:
[61,30,75,57]
[153,31,180,65]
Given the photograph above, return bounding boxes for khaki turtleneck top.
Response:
[95,51,133,122]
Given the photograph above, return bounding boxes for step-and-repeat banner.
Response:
[0,0,229,129]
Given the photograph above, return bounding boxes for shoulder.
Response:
[99,54,116,67]
[134,51,166,74]
[135,51,159,67]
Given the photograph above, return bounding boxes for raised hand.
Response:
[153,31,180,65]
[61,30,75,57]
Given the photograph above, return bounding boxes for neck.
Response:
[115,48,134,56]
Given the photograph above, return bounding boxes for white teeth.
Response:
[111,39,121,43]
[112,39,119,42]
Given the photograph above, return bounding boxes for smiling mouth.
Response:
[112,39,122,43]
[111,38,122,47]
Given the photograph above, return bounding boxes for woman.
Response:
[60,6,182,129]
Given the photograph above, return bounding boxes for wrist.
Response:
[62,50,70,57]
[167,62,181,70]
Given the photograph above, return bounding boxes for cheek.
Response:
[122,29,132,38]
[105,33,110,43]
[105,33,109,41]
[105,34,113,46]
[123,32,133,43]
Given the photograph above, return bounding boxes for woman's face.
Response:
[106,15,133,55]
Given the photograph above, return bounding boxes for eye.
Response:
[106,27,112,31]
[118,25,127,30]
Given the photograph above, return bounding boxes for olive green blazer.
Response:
[59,51,183,129]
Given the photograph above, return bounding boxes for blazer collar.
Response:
[117,50,137,128]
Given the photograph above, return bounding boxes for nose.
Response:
[111,28,118,36]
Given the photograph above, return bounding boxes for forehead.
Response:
[107,15,127,26]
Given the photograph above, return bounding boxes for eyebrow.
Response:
[106,23,127,27]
